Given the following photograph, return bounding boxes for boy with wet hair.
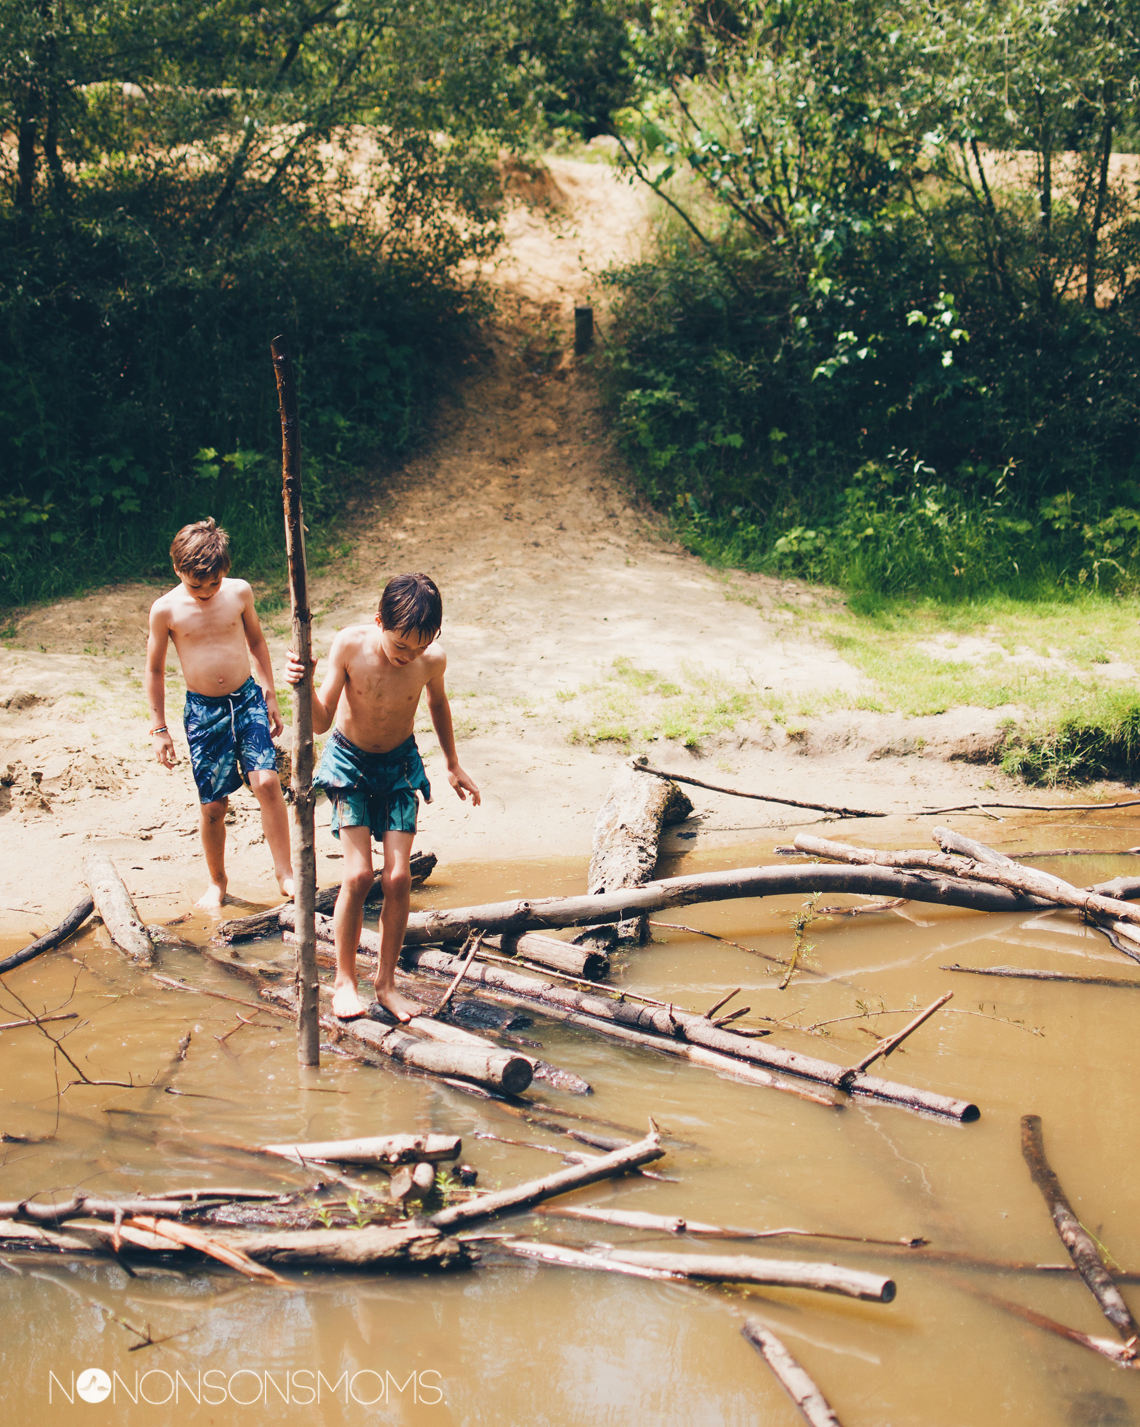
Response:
[146,518,294,908]
[287,571,480,1021]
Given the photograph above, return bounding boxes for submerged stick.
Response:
[432,932,484,1020]
[952,1278,1139,1368]
[1021,1113,1140,1350]
[428,1125,664,1230]
[840,992,953,1082]
[82,851,153,964]
[943,964,1140,989]
[0,895,95,975]
[741,1318,844,1427]
[633,762,885,818]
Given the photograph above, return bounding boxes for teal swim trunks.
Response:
[315,730,431,840]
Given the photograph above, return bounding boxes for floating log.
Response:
[0,1193,233,1223]
[634,761,884,819]
[944,964,1140,989]
[741,1319,844,1427]
[429,1125,664,1230]
[540,1206,919,1248]
[587,757,692,944]
[216,852,437,941]
[607,1250,895,1302]
[82,850,153,964]
[484,932,609,982]
[261,985,535,1096]
[1021,1113,1140,1350]
[794,834,1140,929]
[260,1133,461,1167]
[397,945,977,1122]
[0,895,95,975]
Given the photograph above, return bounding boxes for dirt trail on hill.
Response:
[0,155,1035,933]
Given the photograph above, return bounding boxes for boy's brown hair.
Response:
[379,572,443,639]
[171,518,231,579]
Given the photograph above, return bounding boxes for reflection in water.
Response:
[3,824,1140,1423]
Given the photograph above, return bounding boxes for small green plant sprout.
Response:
[345,1189,372,1229]
[780,892,822,990]
[314,1202,335,1230]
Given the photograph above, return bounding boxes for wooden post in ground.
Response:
[270,335,318,1067]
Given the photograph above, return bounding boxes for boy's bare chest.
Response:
[169,600,243,645]
[344,659,424,712]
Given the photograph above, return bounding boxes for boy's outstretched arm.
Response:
[239,584,283,738]
[426,661,481,805]
[285,634,347,735]
[144,602,177,768]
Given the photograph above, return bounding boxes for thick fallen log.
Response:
[498,1237,678,1281]
[0,895,95,975]
[276,937,590,1094]
[742,1319,844,1427]
[606,1250,896,1302]
[484,932,609,982]
[1021,1113,1140,1350]
[0,1192,236,1222]
[217,851,437,941]
[82,850,153,964]
[794,834,1140,929]
[398,945,978,1123]
[260,1134,461,1167]
[428,1125,664,1230]
[587,758,692,944]
[944,964,1140,989]
[260,985,535,1096]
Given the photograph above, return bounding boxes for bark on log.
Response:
[381,864,1123,944]
[944,964,1140,989]
[398,945,977,1122]
[82,850,153,964]
[217,853,436,941]
[0,895,95,975]
[1021,1113,1140,1349]
[484,931,609,982]
[259,1133,461,1167]
[586,758,693,944]
[607,1249,895,1301]
[794,834,1140,929]
[428,1126,664,1229]
[741,1319,844,1427]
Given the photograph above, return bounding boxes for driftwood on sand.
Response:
[82,849,153,964]
[429,1125,664,1229]
[1020,1113,1140,1351]
[584,757,693,945]
[216,852,436,942]
[0,894,95,974]
[741,1319,844,1427]
[634,760,884,820]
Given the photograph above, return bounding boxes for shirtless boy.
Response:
[286,572,480,1022]
[146,518,294,908]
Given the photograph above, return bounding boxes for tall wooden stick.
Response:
[270,335,318,1067]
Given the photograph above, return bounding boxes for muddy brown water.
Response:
[4,816,1140,1426]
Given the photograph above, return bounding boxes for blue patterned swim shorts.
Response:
[184,676,278,805]
[314,730,431,840]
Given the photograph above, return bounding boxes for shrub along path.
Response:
[0,156,1125,933]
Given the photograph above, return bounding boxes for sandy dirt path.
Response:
[0,156,1028,936]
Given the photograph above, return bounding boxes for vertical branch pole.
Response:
[270,335,319,1067]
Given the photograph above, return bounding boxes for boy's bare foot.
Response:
[374,985,424,1025]
[278,874,295,899]
[331,981,370,1020]
[195,881,229,910]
